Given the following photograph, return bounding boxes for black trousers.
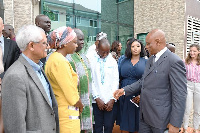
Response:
[92,103,117,133]
[139,117,165,133]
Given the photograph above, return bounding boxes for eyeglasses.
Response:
[33,41,49,47]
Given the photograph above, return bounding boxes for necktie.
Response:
[0,41,4,74]
[152,55,156,65]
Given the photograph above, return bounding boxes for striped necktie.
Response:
[0,41,4,74]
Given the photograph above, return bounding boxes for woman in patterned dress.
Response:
[66,29,93,133]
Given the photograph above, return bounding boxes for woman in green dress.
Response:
[66,29,93,133]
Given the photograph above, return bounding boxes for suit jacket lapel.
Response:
[3,38,10,64]
[144,56,156,78]
[19,56,52,107]
[144,49,169,78]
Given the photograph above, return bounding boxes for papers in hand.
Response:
[130,97,139,107]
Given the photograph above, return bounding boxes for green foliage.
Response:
[43,3,55,21]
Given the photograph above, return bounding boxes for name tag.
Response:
[68,105,79,111]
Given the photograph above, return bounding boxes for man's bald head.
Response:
[2,24,15,39]
[4,24,14,30]
[98,38,110,48]
[74,28,83,36]
[74,28,84,52]
[148,29,166,46]
[97,38,110,59]
[35,14,51,33]
[145,29,167,55]
[166,43,175,53]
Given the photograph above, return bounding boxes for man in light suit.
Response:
[0,17,20,133]
[114,29,187,133]
[2,25,59,133]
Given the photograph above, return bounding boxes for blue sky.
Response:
[59,0,101,13]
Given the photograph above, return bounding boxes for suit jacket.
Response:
[1,55,59,133]
[0,38,20,79]
[124,49,187,129]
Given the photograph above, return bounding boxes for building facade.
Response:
[101,0,134,54]
[3,0,40,32]
[42,0,101,53]
[2,0,200,57]
[134,0,200,59]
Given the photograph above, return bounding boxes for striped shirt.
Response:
[185,61,200,83]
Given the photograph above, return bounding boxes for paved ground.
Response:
[112,125,200,133]
[112,109,200,133]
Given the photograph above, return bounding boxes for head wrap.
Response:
[47,26,76,49]
[96,32,107,41]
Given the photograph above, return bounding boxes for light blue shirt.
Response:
[22,53,52,107]
[0,35,5,55]
[89,52,119,103]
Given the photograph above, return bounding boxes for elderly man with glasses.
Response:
[1,25,59,133]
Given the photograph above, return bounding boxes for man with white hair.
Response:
[2,25,59,133]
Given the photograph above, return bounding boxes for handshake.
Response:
[113,88,125,99]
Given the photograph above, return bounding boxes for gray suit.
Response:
[1,55,59,133]
[124,49,187,130]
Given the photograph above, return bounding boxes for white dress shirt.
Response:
[154,47,167,62]
[88,52,119,104]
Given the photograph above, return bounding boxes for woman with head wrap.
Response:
[45,26,83,133]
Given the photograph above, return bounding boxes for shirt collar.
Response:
[22,53,43,72]
[154,47,167,62]
[95,51,109,62]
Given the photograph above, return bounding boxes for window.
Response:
[94,20,97,27]
[89,20,97,27]
[93,36,96,41]
[76,16,81,24]
[90,20,93,27]
[116,0,125,3]
[186,16,200,55]
[52,10,59,21]
[42,0,134,54]
[66,15,70,22]
[89,36,93,42]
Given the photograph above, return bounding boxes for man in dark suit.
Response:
[2,25,59,133]
[2,24,16,41]
[0,17,20,79]
[114,29,187,133]
[35,14,51,67]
